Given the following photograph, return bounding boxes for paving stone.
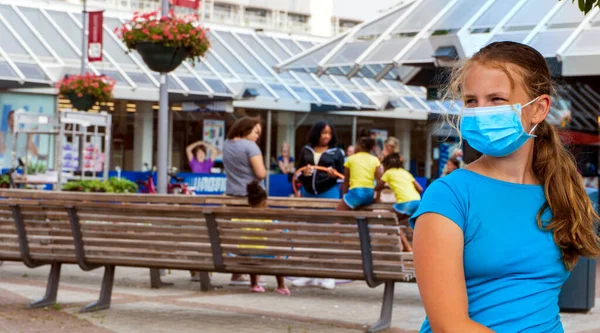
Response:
[71,301,364,333]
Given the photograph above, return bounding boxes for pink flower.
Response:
[142,28,150,35]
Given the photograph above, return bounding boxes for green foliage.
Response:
[566,0,600,14]
[108,177,138,193]
[62,178,138,193]
[0,175,10,185]
[27,161,47,175]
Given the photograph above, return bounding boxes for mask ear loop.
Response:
[529,124,538,136]
[523,97,540,136]
[523,96,540,108]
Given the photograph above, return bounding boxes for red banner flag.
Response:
[87,10,104,62]
[170,0,201,10]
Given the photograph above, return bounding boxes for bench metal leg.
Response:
[29,263,61,309]
[197,272,222,291]
[81,265,115,313]
[149,268,173,289]
[199,272,211,291]
[367,281,395,333]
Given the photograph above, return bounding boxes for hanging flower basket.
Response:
[115,10,210,73]
[57,73,116,111]
[134,42,190,73]
[67,93,98,111]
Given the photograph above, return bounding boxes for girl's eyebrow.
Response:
[463,92,509,99]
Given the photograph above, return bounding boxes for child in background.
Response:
[339,136,382,210]
[241,180,290,295]
[376,153,422,251]
[376,153,423,217]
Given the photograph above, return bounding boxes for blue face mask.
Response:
[460,98,538,157]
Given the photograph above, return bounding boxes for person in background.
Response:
[381,137,400,160]
[378,136,402,202]
[186,140,220,174]
[444,157,461,176]
[340,136,382,210]
[345,145,355,163]
[0,110,37,168]
[377,153,422,216]
[277,141,294,174]
[441,148,465,176]
[296,121,345,199]
[293,121,344,290]
[376,152,422,251]
[368,130,382,157]
[410,41,600,332]
[237,180,290,296]
[223,116,266,286]
[346,145,355,156]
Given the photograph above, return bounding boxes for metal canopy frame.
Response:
[0,0,518,119]
[276,0,600,80]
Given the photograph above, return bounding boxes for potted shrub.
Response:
[0,175,10,189]
[57,73,116,111]
[62,178,138,193]
[108,177,138,193]
[115,10,210,73]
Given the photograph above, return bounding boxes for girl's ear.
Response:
[531,94,551,125]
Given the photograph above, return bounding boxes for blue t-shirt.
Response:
[409,169,569,333]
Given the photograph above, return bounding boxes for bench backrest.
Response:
[206,207,411,281]
[0,198,77,265]
[64,201,215,271]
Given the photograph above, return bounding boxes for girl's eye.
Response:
[465,99,477,105]
[492,97,507,102]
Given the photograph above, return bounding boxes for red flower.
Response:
[142,28,150,35]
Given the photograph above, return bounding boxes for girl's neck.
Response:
[469,141,538,185]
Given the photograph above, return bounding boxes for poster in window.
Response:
[202,119,224,162]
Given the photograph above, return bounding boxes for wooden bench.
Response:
[0,189,412,332]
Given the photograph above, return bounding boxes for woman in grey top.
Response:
[223,116,266,196]
[223,116,266,285]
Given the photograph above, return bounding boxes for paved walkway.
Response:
[1,261,600,333]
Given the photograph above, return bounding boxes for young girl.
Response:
[242,180,290,296]
[186,140,219,174]
[410,42,600,332]
[339,136,382,210]
[376,153,422,217]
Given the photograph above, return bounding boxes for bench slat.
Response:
[217,221,399,234]
[219,229,400,243]
[219,236,400,252]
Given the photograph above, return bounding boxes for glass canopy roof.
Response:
[276,0,600,80]
[274,0,600,130]
[0,1,437,114]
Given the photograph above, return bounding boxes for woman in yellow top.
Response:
[339,136,382,210]
[376,152,423,217]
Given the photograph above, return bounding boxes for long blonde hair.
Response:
[445,41,600,270]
